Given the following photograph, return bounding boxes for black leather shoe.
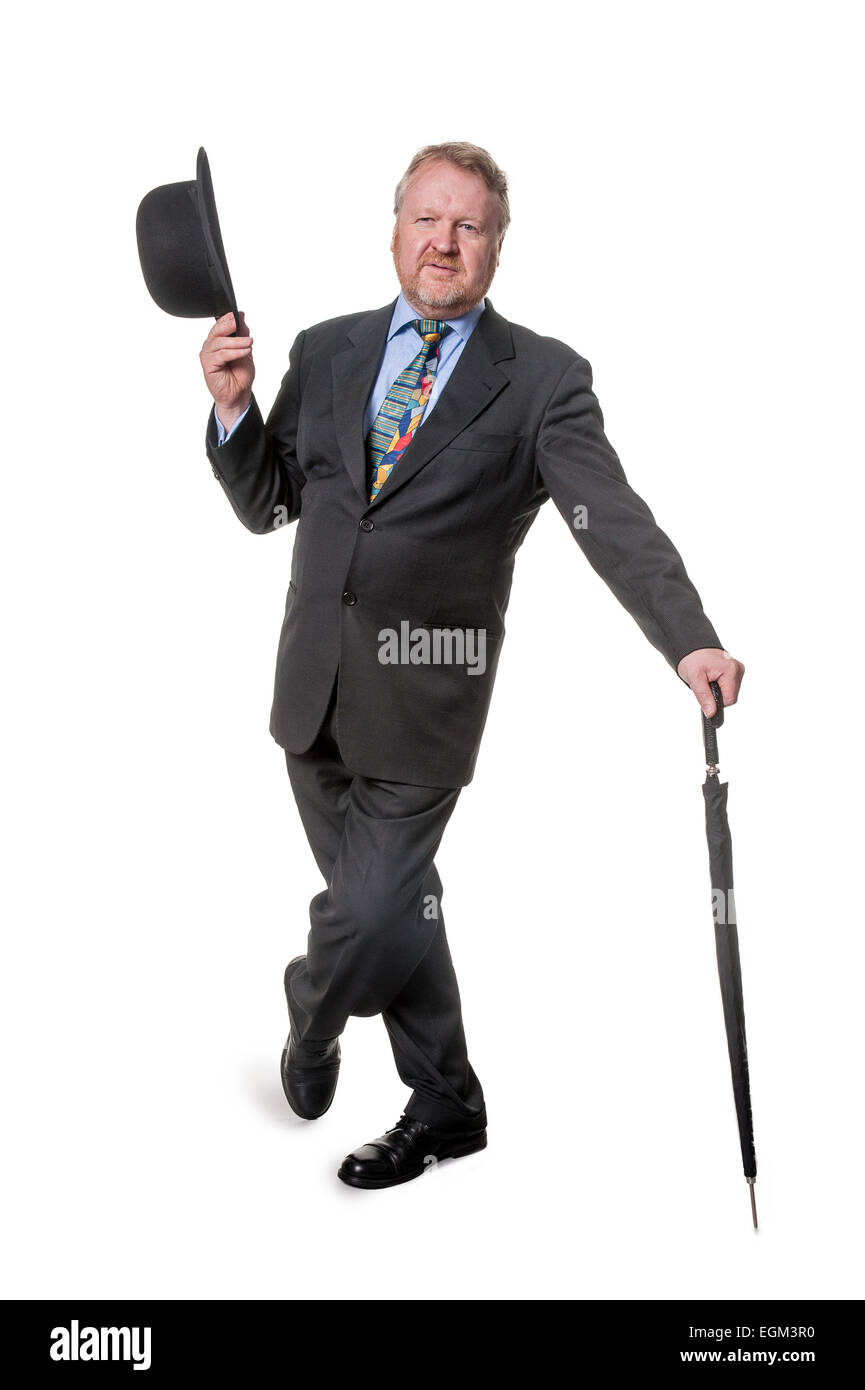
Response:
[338,1114,487,1189]
[280,956,340,1120]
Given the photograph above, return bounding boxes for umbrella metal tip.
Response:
[747,1178,758,1230]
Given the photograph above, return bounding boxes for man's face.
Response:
[391,160,503,319]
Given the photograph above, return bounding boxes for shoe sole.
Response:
[337,1131,487,1189]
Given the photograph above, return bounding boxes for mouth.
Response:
[423,262,459,274]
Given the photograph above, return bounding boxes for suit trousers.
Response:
[283,677,487,1130]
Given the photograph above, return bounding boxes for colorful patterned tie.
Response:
[366,319,452,502]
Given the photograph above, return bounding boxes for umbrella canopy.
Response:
[701,680,758,1227]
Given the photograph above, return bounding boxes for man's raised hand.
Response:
[200,311,255,431]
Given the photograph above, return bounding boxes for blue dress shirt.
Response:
[213,291,486,444]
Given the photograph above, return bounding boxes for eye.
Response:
[460,223,479,233]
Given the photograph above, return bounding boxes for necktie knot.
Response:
[411,318,451,347]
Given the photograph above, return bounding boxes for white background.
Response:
[3,0,863,1301]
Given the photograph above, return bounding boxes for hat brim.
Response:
[196,147,239,329]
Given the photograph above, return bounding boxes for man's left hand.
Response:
[677,648,745,718]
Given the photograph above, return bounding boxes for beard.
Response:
[392,231,497,318]
[403,271,470,311]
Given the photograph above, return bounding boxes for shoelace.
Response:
[389,1115,431,1139]
[293,1036,337,1062]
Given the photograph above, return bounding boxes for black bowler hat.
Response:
[136,146,239,327]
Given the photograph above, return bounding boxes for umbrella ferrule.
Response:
[746,1178,759,1230]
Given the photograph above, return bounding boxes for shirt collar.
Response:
[389,289,485,345]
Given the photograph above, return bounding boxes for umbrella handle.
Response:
[702,679,724,771]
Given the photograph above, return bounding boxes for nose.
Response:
[431,223,459,256]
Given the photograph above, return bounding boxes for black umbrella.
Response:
[701,680,758,1228]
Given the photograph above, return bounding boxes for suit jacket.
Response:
[205,295,722,787]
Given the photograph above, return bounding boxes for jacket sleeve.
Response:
[535,354,723,673]
[205,329,307,535]
[213,401,251,443]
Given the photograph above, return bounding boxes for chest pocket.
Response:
[448,431,523,456]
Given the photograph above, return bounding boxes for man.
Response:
[200,142,744,1190]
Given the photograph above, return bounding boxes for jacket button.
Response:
[359,518,374,532]
[342,591,357,606]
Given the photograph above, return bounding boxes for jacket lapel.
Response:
[331,296,515,509]
[331,299,397,506]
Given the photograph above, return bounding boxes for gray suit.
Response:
[205,295,722,1127]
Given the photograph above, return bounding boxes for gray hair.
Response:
[393,142,510,240]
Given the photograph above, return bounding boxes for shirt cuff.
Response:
[214,401,251,445]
